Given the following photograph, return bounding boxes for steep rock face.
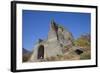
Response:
[48,20,58,41]
[46,20,63,58]
[29,20,75,62]
[48,20,74,46]
[48,20,74,53]
[58,25,74,47]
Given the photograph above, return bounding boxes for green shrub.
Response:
[80,51,91,60]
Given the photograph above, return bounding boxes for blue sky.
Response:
[22,10,91,51]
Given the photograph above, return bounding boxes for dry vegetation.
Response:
[23,34,91,62]
[74,34,91,60]
[45,34,91,61]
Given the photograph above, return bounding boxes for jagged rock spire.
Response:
[51,19,56,26]
[50,19,58,32]
[48,19,58,40]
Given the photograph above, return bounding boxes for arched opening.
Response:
[37,45,44,59]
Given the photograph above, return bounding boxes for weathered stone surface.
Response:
[29,20,75,62]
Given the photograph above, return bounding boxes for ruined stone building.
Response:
[29,20,76,62]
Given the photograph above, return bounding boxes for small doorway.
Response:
[37,45,44,59]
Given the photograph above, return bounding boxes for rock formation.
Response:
[29,20,80,62]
